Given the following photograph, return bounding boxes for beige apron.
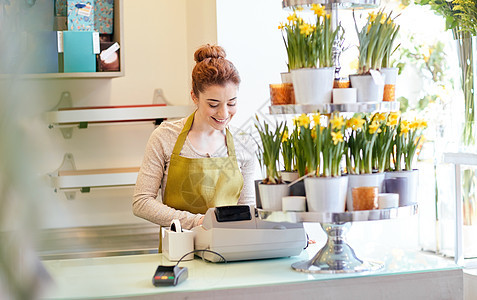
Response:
[163,111,244,212]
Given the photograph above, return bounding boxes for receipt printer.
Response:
[192,205,307,262]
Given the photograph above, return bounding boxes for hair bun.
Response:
[194,44,226,63]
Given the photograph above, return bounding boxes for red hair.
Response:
[191,44,240,97]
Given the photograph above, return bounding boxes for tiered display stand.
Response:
[263,101,414,273]
[258,204,418,273]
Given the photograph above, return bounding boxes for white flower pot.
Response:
[258,183,290,211]
[384,169,419,206]
[291,67,335,104]
[380,67,399,85]
[304,176,348,213]
[282,196,306,212]
[380,67,399,102]
[349,74,385,102]
[280,72,293,84]
[281,171,299,183]
[332,88,357,104]
[346,173,385,211]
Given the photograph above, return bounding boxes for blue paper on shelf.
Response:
[63,31,96,72]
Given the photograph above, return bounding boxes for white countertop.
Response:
[41,245,462,300]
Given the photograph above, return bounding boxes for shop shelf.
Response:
[46,91,195,138]
[269,101,400,115]
[49,153,144,200]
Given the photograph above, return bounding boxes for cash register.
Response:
[192,205,307,262]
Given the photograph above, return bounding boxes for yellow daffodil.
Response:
[287,13,297,23]
[311,3,325,17]
[311,129,317,139]
[368,121,382,134]
[386,112,400,126]
[373,112,387,122]
[330,115,345,129]
[409,119,420,129]
[331,131,344,145]
[312,113,321,126]
[346,117,365,130]
[418,119,428,129]
[368,12,377,22]
[297,113,311,128]
[278,22,285,30]
[282,129,289,143]
[296,6,304,11]
[299,23,313,36]
[380,13,387,24]
[400,120,410,135]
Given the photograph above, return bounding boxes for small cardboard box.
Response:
[67,0,95,31]
[95,0,114,34]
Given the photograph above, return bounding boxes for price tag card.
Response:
[369,69,385,86]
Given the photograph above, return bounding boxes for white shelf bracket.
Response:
[49,92,75,139]
[50,153,78,200]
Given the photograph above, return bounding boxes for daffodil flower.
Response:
[368,121,382,134]
[400,120,410,135]
[368,12,377,22]
[287,13,297,23]
[282,129,289,142]
[346,117,365,130]
[330,115,345,129]
[373,112,387,122]
[312,113,321,126]
[311,3,325,17]
[331,131,344,145]
[297,113,311,128]
[299,23,313,36]
[409,120,420,130]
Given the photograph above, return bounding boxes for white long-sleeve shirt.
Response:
[133,117,256,229]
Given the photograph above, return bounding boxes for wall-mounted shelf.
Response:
[1,0,124,79]
[269,102,400,115]
[47,91,195,138]
[50,153,140,200]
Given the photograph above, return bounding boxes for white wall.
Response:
[0,0,218,229]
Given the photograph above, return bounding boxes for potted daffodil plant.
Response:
[345,113,386,211]
[254,115,289,211]
[279,4,342,104]
[384,117,427,206]
[293,113,348,213]
[351,9,400,102]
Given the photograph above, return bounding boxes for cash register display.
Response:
[214,205,252,222]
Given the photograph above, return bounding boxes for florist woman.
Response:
[133,44,256,230]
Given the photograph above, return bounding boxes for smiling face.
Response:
[192,82,238,131]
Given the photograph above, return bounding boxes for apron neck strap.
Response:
[172,111,236,157]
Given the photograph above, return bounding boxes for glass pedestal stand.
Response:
[257,204,418,274]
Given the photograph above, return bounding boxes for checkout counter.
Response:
[42,245,462,299]
[41,206,464,299]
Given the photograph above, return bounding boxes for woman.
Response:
[133,44,256,230]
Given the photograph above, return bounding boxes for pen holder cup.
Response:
[162,228,195,262]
